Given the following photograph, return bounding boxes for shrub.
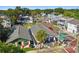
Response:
[0,41,24,53]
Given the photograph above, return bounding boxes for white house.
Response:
[67,19,79,34]
[1,18,11,28]
[29,16,33,23]
[0,14,11,28]
[41,13,46,16]
[17,15,33,24]
[56,17,73,30]
[50,14,60,22]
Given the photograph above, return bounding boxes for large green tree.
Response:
[0,41,24,53]
[54,8,64,15]
[36,30,48,43]
[22,8,31,15]
[44,9,53,14]
[0,27,11,42]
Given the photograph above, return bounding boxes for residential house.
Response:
[0,15,11,28]
[58,32,75,47]
[57,17,67,29]
[50,14,60,23]
[6,25,32,48]
[17,15,33,24]
[29,16,33,23]
[50,14,63,23]
[42,16,51,23]
[67,19,79,35]
[41,13,46,16]
[31,24,59,47]
[56,17,73,30]
[0,14,6,18]
[31,24,56,42]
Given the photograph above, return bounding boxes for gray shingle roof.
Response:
[68,19,79,25]
[31,24,55,36]
[6,25,31,43]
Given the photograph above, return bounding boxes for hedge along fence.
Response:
[0,41,35,53]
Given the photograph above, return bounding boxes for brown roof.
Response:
[68,19,79,25]
[65,47,75,53]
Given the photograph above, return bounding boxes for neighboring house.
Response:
[44,35,58,44]
[31,24,56,43]
[6,25,32,43]
[41,13,46,16]
[6,25,33,48]
[58,32,75,46]
[57,18,67,29]
[0,15,11,28]
[1,19,11,28]
[41,13,63,23]
[57,19,66,26]
[42,16,51,23]
[0,14,7,18]
[50,14,63,22]
[67,19,79,35]
[29,16,33,23]
[31,24,55,36]
[17,15,33,24]
[48,14,51,18]
[51,15,60,22]
[57,17,72,30]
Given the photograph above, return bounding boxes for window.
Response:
[73,30,75,33]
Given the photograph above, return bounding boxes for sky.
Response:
[0,6,79,10]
